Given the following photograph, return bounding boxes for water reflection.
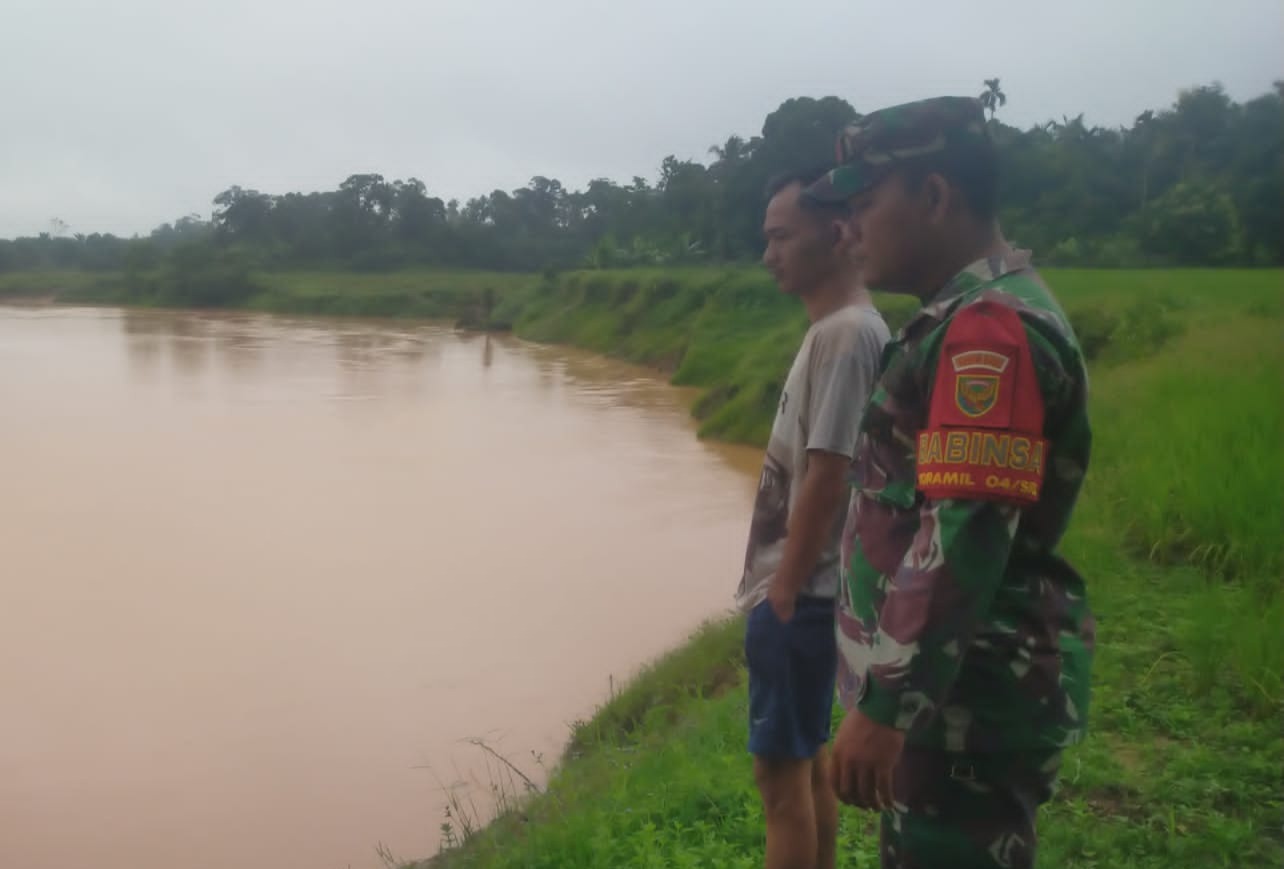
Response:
[208,314,264,378]
[167,324,210,378]
[120,310,163,377]
[109,308,760,479]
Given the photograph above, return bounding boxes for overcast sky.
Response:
[2,0,1280,239]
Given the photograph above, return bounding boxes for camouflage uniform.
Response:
[806,98,1095,868]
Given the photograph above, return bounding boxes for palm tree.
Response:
[979,78,1007,121]
[1134,110,1156,208]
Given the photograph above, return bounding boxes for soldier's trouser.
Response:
[879,746,1062,869]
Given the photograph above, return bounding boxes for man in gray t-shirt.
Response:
[737,168,889,869]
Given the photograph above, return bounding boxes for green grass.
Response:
[504,267,920,444]
[1084,317,1283,716]
[1089,317,1283,586]
[251,268,534,320]
[501,267,1280,445]
[0,266,536,318]
[0,269,107,297]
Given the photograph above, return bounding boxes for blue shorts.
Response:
[744,595,838,760]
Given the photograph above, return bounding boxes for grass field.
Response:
[251,268,535,320]
[0,266,532,319]
[495,267,921,445]
[406,267,1283,869]
[0,268,106,298]
[4,264,1280,866]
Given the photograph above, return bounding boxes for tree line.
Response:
[3,80,1280,286]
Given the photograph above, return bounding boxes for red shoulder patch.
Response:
[916,301,1048,505]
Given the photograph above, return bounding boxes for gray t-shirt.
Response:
[735,303,890,613]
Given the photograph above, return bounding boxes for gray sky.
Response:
[2,0,1280,239]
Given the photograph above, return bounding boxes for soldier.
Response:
[802,97,1095,869]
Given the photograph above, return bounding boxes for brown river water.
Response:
[0,304,762,869]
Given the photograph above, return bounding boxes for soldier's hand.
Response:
[830,709,905,811]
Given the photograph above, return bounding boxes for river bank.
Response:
[4,266,1282,866]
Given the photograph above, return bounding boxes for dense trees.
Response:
[2,81,1279,281]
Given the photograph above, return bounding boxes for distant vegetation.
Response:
[2,79,1281,308]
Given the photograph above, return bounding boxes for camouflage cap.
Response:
[803,96,991,203]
